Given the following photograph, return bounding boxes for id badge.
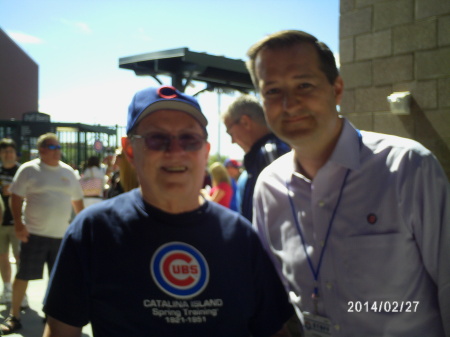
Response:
[303,312,332,337]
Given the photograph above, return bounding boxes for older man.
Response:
[248,30,450,337]
[222,95,290,221]
[42,86,294,337]
[1,133,84,334]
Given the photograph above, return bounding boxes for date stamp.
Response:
[348,301,419,313]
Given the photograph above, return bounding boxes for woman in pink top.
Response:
[208,162,233,208]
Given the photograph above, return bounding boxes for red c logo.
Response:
[162,252,195,286]
[157,86,178,99]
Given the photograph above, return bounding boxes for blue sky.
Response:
[0,0,339,158]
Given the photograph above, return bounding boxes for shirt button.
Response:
[318,201,325,207]
[334,324,340,331]
[326,282,332,290]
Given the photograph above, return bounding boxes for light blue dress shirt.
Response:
[254,118,450,337]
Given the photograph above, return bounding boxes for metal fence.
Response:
[0,119,121,170]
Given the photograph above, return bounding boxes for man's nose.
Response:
[282,91,300,114]
[166,138,185,153]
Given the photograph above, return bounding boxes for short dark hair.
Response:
[86,156,100,168]
[0,138,17,151]
[246,30,339,91]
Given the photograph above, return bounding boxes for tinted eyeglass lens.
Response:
[145,134,171,151]
[178,133,205,151]
[143,133,204,152]
[47,145,61,150]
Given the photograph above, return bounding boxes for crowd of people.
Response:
[0,29,448,337]
[0,136,138,334]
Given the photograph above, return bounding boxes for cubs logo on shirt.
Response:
[151,242,209,299]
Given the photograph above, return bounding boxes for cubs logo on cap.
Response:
[151,242,209,299]
[157,86,178,99]
[126,85,208,134]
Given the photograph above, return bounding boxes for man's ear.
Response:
[122,137,134,162]
[334,76,344,106]
[240,114,252,129]
[204,142,211,160]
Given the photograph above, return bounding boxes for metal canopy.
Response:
[118,47,254,94]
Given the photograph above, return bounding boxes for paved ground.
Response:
[0,263,93,337]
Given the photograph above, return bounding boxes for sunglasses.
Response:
[45,144,62,150]
[132,132,206,152]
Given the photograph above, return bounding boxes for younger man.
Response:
[248,30,450,337]
[0,139,21,304]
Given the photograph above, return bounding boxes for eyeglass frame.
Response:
[225,117,242,135]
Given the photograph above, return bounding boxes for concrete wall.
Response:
[339,0,450,178]
[0,28,39,120]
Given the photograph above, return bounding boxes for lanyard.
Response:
[285,129,361,314]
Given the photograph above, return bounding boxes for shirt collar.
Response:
[290,117,361,182]
[328,117,361,171]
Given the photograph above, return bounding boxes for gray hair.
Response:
[222,95,267,126]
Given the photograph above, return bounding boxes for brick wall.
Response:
[0,28,39,120]
[339,0,450,178]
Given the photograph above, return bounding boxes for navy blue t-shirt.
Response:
[43,189,293,337]
[240,133,290,221]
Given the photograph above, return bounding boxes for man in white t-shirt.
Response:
[0,133,84,334]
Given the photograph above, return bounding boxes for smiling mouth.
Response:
[288,113,310,121]
[162,166,188,173]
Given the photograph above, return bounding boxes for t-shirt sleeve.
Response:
[70,170,84,200]
[9,165,28,197]
[43,223,90,327]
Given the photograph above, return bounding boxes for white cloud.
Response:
[75,22,92,34]
[59,19,92,34]
[7,31,43,44]
[134,28,152,42]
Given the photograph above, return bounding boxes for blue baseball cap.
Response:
[126,85,208,134]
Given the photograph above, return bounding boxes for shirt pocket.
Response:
[341,233,419,300]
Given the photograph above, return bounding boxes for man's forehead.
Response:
[224,116,235,125]
[42,140,59,146]
[256,45,322,80]
[256,43,317,65]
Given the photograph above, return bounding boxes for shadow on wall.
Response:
[405,98,450,179]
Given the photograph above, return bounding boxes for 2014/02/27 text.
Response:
[348,301,419,313]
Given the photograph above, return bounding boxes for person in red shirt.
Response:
[208,162,233,208]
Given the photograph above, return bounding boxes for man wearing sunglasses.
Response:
[0,133,84,334]
[42,85,295,337]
